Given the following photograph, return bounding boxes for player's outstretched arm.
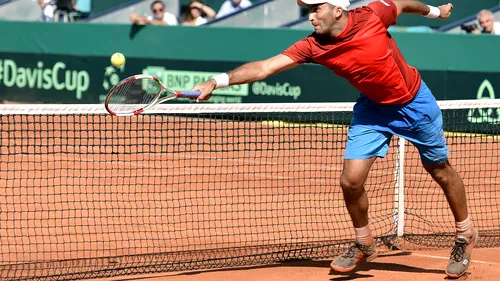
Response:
[193,54,299,102]
[394,1,453,20]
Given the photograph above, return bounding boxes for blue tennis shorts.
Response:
[345,80,448,164]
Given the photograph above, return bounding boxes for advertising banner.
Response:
[0,52,498,131]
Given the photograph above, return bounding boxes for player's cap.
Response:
[297,0,350,10]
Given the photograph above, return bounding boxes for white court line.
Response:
[410,253,500,266]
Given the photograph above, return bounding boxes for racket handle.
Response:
[176,90,202,99]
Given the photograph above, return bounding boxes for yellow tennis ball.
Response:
[111,53,125,67]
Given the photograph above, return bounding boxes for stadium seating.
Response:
[88,0,179,24]
[396,0,500,30]
[180,0,226,13]
[284,0,500,33]
[91,0,129,15]
[439,5,500,34]
[206,0,300,28]
[75,0,91,15]
[0,0,498,33]
[0,0,90,22]
[388,25,433,33]
[0,0,43,21]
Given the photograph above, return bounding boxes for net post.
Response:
[396,137,406,237]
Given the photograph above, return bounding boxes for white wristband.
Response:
[211,73,229,89]
[424,5,440,18]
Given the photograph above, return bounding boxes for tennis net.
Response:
[0,100,499,281]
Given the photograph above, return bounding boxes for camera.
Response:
[460,22,480,33]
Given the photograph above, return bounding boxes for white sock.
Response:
[456,216,474,242]
[355,225,373,246]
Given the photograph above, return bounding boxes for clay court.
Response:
[1,106,499,281]
[84,247,500,281]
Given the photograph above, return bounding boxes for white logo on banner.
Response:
[467,79,500,124]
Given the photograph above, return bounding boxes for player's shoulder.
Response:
[348,3,378,23]
[351,0,396,22]
[354,0,394,12]
[350,2,376,16]
[305,33,321,44]
[290,33,319,50]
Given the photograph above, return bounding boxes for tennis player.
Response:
[192,0,477,278]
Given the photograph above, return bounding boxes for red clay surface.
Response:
[86,248,500,281]
[1,115,498,281]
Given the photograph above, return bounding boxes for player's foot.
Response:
[330,241,377,272]
[445,228,479,278]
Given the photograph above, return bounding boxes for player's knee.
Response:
[423,161,454,185]
[431,170,449,186]
[339,174,364,193]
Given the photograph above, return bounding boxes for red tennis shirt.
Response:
[283,0,421,105]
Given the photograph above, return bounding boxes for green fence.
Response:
[1,21,500,104]
[91,0,132,15]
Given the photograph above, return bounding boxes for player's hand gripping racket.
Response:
[104,74,201,116]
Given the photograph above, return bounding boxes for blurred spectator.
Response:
[215,0,252,19]
[53,0,78,22]
[54,0,77,12]
[472,9,500,35]
[38,0,56,22]
[130,0,178,26]
[181,0,216,26]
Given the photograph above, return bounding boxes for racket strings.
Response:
[107,78,162,115]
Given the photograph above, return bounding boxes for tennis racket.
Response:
[104,74,201,116]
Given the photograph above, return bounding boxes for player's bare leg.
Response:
[340,158,376,228]
[423,160,478,278]
[330,157,378,272]
[423,160,469,222]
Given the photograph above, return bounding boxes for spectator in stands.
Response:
[472,9,500,35]
[38,0,56,22]
[215,0,252,19]
[181,0,216,26]
[53,0,79,22]
[130,0,178,26]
